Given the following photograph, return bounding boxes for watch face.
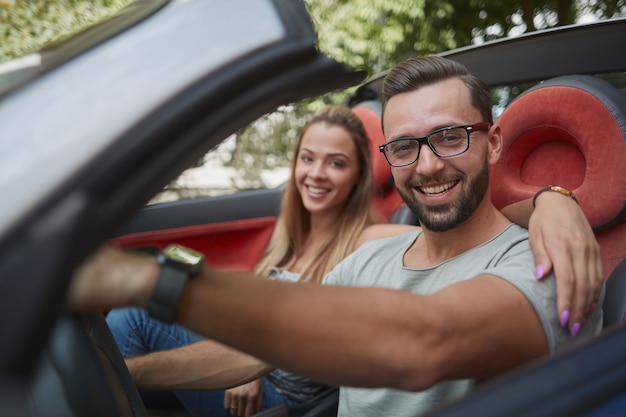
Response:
[163,244,205,274]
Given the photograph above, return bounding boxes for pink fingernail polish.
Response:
[570,322,581,337]
[535,264,545,280]
[560,310,570,327]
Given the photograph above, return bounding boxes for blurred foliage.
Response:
[1,0,624,196]
[307,0,625,75]
[0,0,132,62]
[224,0,625,191]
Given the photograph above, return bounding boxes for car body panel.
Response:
[423,324,626,417]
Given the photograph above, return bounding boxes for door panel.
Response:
[110,187,283,271]
[111,217,276,272]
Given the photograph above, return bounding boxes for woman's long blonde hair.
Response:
[255,105,377,283]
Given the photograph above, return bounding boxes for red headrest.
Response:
[352,105,393,195]
[492,75,626,231]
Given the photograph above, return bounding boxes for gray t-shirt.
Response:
[323,224,603,417]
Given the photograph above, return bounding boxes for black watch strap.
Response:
[146,263,189,324]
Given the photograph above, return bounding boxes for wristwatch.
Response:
[146,244,205,323]
[532,185,578,207]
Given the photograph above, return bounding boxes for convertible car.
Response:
[0,0,625,416]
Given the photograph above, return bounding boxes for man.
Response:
[68,56,603,417]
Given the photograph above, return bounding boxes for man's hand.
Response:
[224,378,264,417]
[530,191,603,336]
[66,245,159,312]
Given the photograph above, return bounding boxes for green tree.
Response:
[2,0,624,196]
[307,0,625,74]
[0,0,131,62]
[224,0,625,192]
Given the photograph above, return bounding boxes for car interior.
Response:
[26,66,626,417]
[108,102,406,274]
[2,0,623,414]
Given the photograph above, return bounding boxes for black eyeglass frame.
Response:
[379,121,492,167]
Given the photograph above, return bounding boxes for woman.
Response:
[107,105,381,416]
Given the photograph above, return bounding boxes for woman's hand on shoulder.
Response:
[529,192,603,336]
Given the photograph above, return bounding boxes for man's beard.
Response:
[396,158,490,232]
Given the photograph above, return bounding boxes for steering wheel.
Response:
[28,312,149,417]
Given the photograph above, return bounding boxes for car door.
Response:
[0,0,365,414]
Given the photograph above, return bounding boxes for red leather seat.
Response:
[352,103,404,222]
[491,74,626,281]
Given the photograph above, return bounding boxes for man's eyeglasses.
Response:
[379,122,491,167]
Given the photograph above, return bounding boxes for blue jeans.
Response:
[106,308,294,417]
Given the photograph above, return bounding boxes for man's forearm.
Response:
[174,271,547,392]
[64,242,572,391]
[127,339,272,390]
[175,269,442,391]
